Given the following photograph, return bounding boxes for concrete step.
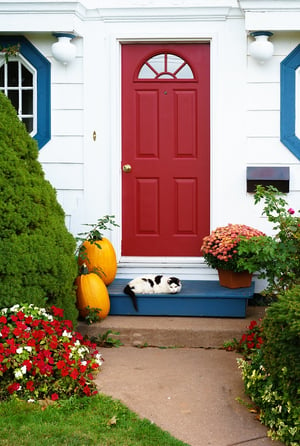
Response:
[77,305,266,348]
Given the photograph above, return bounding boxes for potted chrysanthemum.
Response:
[201,224,265,288]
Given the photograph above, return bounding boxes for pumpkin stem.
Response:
[79,263,90,275]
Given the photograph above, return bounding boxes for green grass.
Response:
[0,395,190,446]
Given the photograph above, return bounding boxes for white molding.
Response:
[0,1,242,25]
[239,0,300,10]
[239,0,300,31]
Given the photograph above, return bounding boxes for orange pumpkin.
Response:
[78,238,117,285]
[76,269,110,320]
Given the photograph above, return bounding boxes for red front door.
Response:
[122,43,210,256]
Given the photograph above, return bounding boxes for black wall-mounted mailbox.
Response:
[247,167,290,193]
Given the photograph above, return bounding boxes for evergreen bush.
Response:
[238,284,300,445]
[262,284,300,406]
[0,92,78,324]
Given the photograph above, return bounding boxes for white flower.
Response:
[62,330,73,338]
[10,304,20,312]
[14,369,23,379]
[24,346,32,353]
[28,399,35,403]
[78,346,89,356]
[81,361,87,366]
[21,365,27,375]
[16,347,23,354]
[95,353,103,366]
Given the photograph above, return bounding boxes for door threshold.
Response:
[116,257,217,281]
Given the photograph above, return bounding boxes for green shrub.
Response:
[262,284,300,405]
[238,284,300,445]
[0,92,78,324]
[238,351,300,446]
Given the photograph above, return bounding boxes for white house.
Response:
[0,0,299,287]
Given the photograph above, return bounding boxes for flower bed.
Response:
[0,304,103,402]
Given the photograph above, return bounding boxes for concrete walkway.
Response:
[78,307,283,446]
[95,347,283,446]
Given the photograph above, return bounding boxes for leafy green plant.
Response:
[84,306,103,325]
[238,185,300,299]
[223,320,263,359]
[262,284,300,407]
[77,215,119,248]
[238,351,300,446]
[76,215,119,280]
[90,330,123,348]
[237,284,300,445]
[0,304,103,401]
[0,92,78,325]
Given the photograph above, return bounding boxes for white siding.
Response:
[0,1,299,280]
[246,33,300,197]
[35,33,85,233]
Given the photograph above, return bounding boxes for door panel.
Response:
[122,43,210,256]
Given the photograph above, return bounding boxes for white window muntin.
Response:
[0,54,37,136]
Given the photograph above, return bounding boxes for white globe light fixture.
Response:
[249,31,274,64]
[52,33,76,65]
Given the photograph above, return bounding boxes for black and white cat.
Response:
[123,275,182,311]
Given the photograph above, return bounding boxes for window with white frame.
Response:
[138,53,195,80]
[0,57,36,135]
[0,36,50,149]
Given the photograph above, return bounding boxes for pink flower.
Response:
[288,208,295,215]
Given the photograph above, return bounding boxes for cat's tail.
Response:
[123,285,138,311]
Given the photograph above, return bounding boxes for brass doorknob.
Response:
[122,164,132,173]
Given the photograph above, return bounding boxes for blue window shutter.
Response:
[280,44,300,160]
[0,35,51,149]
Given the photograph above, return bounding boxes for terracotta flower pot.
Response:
[217,269,253,289]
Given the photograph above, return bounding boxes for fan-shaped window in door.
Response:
[138,53,194,79]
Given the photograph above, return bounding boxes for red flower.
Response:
[23,360,33,372]
[51,393,59,401]
[26,381,35,391]
[83,386,91,396]
[61,368,70,377]
[49,336,58,349]
[51,306,64,318]
[0,315,7,324]
[249,320,257,330]
[1,326,10,338]
[16,311,25,321]
[7,383,20,394]
[56,360,66,370]
[70,369,79,380]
